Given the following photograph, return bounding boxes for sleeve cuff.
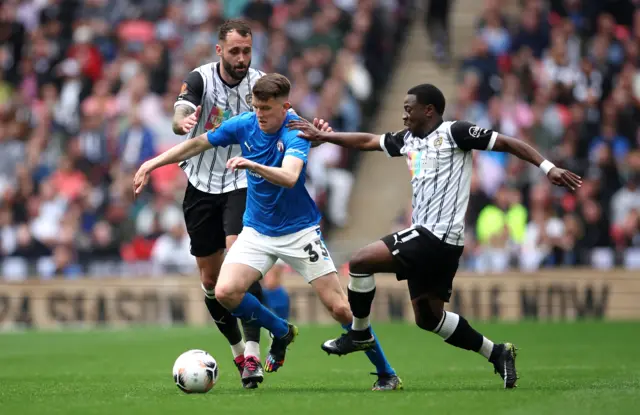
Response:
[486,131,498,151]
[379,134,391,157]
[174,100,197,111]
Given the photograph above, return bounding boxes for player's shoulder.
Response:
[448,119,487,137]
[248,67,265,77]
[248,68,266,84]
[193,62,214,73]
[235,111,257,124]
[282,113,304,138]
[186,63,212,80]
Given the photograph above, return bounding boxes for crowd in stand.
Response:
[397,0,640,272]
[0,0,411,279]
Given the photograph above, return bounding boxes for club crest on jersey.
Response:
[179,82,188,97]
[468,125,487,138]
[433,135,443,148]
[246,93,252,106]
[277,140,284,152]
[205,106,231,130]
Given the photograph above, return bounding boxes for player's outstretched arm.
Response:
[449,121,582,191]
[287,119,382,151]
[492,135,582,191]
[133,133,212,195]
[227,156,303,189]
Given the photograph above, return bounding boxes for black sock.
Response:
[347,273,376,339]
[434,311,484,352]
[242,281,264,343]
[347,287,376,320]
[444,316,483,352]
[204,295,243,345]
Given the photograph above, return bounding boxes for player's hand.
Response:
[287,118,325,146]
[311,118,332,147]
[547,167,582,191]
[227,156,255,171]
[176,105,202,135]
[133,162,152,196]
[313,118,333,133]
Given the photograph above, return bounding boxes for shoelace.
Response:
[245,357,259,372]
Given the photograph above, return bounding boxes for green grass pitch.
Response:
[1,322,639,415]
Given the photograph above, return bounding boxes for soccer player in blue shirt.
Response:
[133,74,401,390]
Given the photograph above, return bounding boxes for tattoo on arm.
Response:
[172,104,196,134]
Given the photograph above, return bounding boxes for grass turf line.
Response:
[1,322,639,415]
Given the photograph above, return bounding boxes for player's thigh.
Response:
[183,183,226,258]
[222,188,247,249]
[263,259,285,290]
[222,227,277,280]
[217,262,263,296]
[406,239,464,303]
[353,226,432,275]
[350,238,400,275]
[278,226,337,284]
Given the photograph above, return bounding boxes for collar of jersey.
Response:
[415,120,444,139]
[214,62,242,89]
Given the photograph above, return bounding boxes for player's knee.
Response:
[201,278,216,293]
[413,299,442,332]
[349,249,374,275]
[415,310,441,332]
[199,267,219,290]
[214,283,240,308]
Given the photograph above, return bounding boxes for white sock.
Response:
[244,341,260,359]
[230,340,245,359]
[352,317,370,331]
[434,311,460,340]
[479,337,494,360]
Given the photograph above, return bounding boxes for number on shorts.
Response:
[393,227,419,245]
[304,240,328,263]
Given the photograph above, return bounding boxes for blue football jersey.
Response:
[206,112,321,237]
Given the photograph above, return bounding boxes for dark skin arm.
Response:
[492,135,582,191]
[288,118,381,151]
[288,119,583,191]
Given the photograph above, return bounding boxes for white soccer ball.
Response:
[172,349,219,393]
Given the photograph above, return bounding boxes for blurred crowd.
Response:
[0,0,411,279]
[438,0,640,272]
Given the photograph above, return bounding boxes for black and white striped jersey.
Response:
[379,121,498,246]
[175,62,265,194]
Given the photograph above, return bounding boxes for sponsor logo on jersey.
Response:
[205,106,231,130]
[468,125,487,138]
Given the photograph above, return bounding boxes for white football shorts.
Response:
[223,225,337,283]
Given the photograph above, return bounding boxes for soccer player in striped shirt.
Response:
[288,83,582,389]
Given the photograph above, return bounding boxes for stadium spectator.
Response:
[0,0,411,278]
[451,0,639,271]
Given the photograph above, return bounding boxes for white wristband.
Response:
[539,160,555,175]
